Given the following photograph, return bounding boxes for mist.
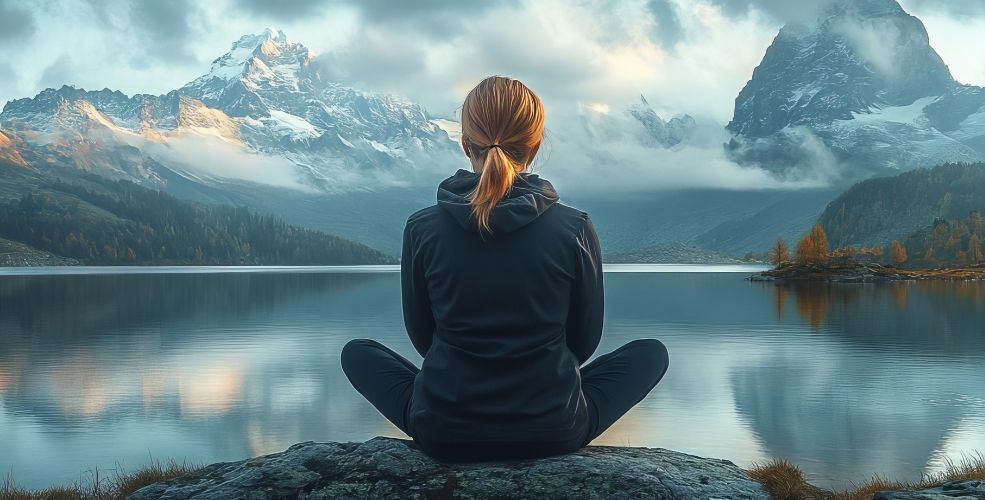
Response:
[144,135,316,193]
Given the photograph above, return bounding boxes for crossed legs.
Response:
[340,337,670,446]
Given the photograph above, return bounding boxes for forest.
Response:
[0,177,395,265]
[819,163,985,249]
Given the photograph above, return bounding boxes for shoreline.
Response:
[0,263,769,276]
[748,262,985,283]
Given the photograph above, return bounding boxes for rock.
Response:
[873,479,985,499]
[127,437,768,500]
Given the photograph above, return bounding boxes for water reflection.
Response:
[0,271,983,491]
[770,281,985,352]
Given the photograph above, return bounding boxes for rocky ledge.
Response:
[128,437,768,499]
[873,480,985,499]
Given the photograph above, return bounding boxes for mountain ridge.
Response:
[725,0,985,181]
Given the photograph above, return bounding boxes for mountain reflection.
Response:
[749,279,985,485]
[0,272,408,488]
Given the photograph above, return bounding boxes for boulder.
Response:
[128,437,767,499]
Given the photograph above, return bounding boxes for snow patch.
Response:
[264,109,322,140]
[851,96,938,125]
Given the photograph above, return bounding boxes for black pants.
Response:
[341,338,669,460]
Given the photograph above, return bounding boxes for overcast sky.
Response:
[1,0,983,124]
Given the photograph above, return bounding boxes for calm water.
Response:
[2,266,984,490]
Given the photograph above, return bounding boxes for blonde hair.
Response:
[460,76,546,233]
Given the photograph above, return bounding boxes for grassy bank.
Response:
[4,453,984,499]
[1,460,198,500]
[749,453,985,499]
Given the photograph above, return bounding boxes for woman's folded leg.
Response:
[580,338,670,444]
[340,338,420,437]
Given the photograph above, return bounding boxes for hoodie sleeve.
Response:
[401,220,436,358]
[566,215,605,365]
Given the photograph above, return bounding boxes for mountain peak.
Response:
[727,0,954,139]
[261,27,288,44]
[199,29,311,84]
[824,0,906,20]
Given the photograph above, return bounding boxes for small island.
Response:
[749,223,985,282]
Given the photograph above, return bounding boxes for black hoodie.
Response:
[401,168,604,447]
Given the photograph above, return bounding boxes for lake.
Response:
[1,266,984,491]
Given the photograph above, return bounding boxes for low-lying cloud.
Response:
[532,106,829,195]
[146,135,315,192]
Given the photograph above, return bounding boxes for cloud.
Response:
[707,0,985,24]
[127,0,202,63]
[831,16,905,78]
[39,55,80,89]
[537,106,827,194]
[146,135,315,192]
[0,62,15,88]
[646,0,686,49]
[901,0,985,16]
[233,0,330,21]
[232,0,513,31]
[706,0,834,23]
[0,0,36,41]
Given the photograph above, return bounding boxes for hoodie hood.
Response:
[437,169,560,234]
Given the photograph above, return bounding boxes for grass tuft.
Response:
[1,459,199,500]
[748,459,829,499]
[748,452,985,500]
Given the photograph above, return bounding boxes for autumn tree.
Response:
[969,233,984,264]
[795,224,830,265]
[891,240,908,265]
[769,238,791,267]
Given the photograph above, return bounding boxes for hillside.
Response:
[604,242,753,264]
[904,212,985,266]
[818,163,985,248]
[0,237,79,266]
[0,161,395,266]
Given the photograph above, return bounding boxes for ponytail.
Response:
[470,145,518,234]
[459,76,546,234]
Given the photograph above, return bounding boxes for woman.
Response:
[341,76,669,462]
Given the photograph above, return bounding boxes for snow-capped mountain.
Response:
[628,96,696,148]
[177,29,459,184]
[0,28,461,192]
[578,95,696,149]
[726,0,985,181]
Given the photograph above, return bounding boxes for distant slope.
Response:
[695,188,838,254]
[819,162,985,248]
[0,161,395,265]
[605,242,752,264]
[0,237,79,266]
[572,188,837,256]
